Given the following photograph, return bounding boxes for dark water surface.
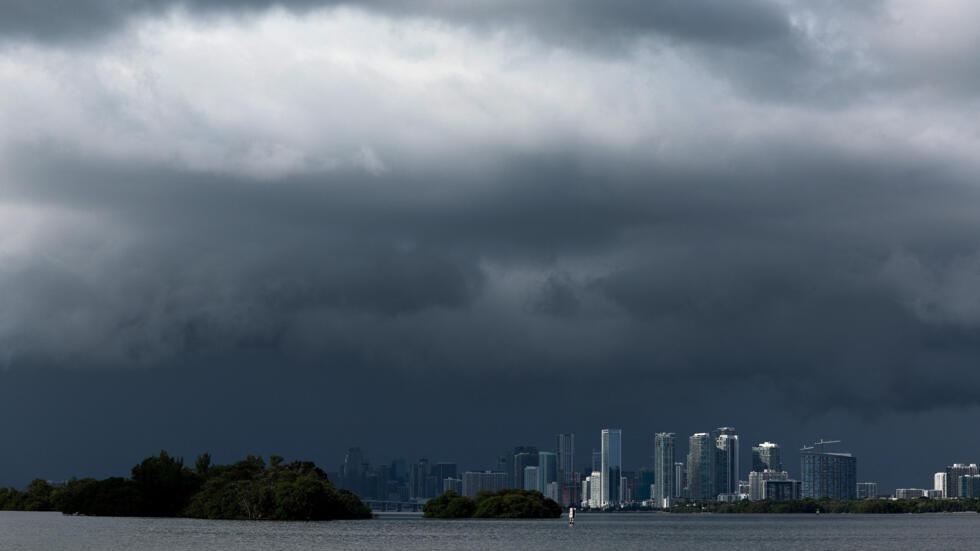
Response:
[2,511,978,550]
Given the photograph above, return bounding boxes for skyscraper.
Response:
[751,442,782,472]
[653,432,676,508]
[342,447,365,496]
[944,463,979,499]
[714,427,739,498]
[934,472,947,498]
[601,428,623,508]
[555,433,575,506]
[538,451,558,497]
[513,446,538,490]
[687,433,714,501]
[800,451,857,500]
[524,466,541,491]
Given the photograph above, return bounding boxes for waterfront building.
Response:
[751,442,782,472]
[601,429,623,507]
[589,470,603,508]
[555,433,575,506]
[687,433,714,501]
[856,482,879,500]
[895,488,927,499]
[934,472,947,498]
[944,463,979,498]
[801,451,857,500]
[959,474,980,498]
[749,470,794,501]
[462,471,509,498]
[764,479,801,501]
[653,433,676,508]
[714,427,739,498]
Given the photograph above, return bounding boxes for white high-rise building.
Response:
[934,472,947,498]
[601,429,623,508]
[589,471,603,508]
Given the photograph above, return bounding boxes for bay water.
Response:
[1,510,977,550]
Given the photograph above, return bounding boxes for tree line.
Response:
[423,489,562,519]
[0,451,371,521]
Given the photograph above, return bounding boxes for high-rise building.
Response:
[524,466,541,492]
[555,433,575,506]
[856,482,879,500]
[714,427,739,498]
[589,470,603,508]
[687,433,714,501]
[801,451,857,500]
[601,429,623,508]
[431,463,458,485]
[895,488,927,499]
[342,447,365,496]
[408,458,432,499]
[960,475,980,498]
[443,477,462,495]
[747,470,800,501]
[751,442,782,472]
[944,464,979,498]
[538,451,558,495]
[934,472,947,498]
[653,433,676,508]
[513,447,539,490]
[462,471,509,498]
[635,469,654,502]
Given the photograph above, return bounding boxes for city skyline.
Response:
[320,428,976,504]
[3,0,980,500]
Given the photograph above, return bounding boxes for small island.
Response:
[423,489,561,519]
[0,451,371,521]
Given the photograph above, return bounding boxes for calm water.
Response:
[1,511,978,550]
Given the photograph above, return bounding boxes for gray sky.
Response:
[2,0,980,492]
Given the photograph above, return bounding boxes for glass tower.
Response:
[601,429,623,507]
[714,427,739,498]
[800,451,857,500]
[687,433,714,501]
[653,433,676,508]
[751,442,782,472]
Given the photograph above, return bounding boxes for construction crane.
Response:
[800,439,842,453]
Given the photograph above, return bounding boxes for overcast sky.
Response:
[2,0,980,492]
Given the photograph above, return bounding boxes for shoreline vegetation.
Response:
[0,451,371,521]
[423,489,562,519]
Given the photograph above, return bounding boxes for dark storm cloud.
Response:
[7,138,980,420]
[4,0,980,492]
[0,0,792,50]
